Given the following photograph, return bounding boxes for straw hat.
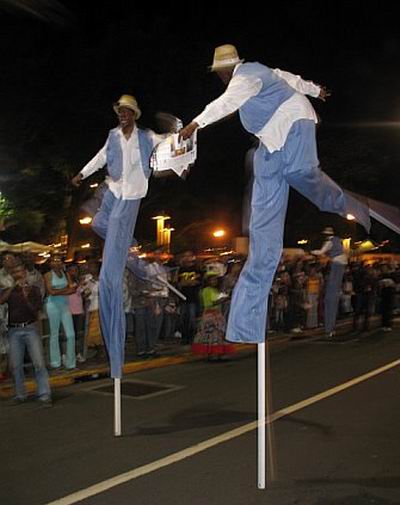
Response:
[209,44,244,72]
[322,226,335,235]
[113,94,141,119]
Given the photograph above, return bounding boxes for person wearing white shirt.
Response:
[71,94,163,378]
[179,44,370,345]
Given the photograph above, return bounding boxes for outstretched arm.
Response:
[272,68,331,101]
[71,143,107,187]
[311,240,333,256]
[179,73,262,140]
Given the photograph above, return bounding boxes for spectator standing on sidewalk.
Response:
[145,251,169,347]
[0,252,18,382]
[379,265,396,332]
[44,255,76,370]
[22,252,45,297]
[312,227,348,338]
[82,261,105,360]
[0,263,51,405]
[306,264,322,329]
[289,272,308,334]
[221,260,243,323]
[177,251,202,344]
[352,263,374,332]
[123,268,154,358]
[340,269,354,316]
[192,272,234,360]
[67,264,86,363]
[22,251,46,338]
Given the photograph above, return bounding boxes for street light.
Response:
[212,229,226,238]
[162,226,175,252]
[152,214,171,246]
[79,216,92,225]
[346,214,355,221]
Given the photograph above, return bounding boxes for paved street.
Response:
[1,325,400,505]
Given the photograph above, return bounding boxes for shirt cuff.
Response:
[193,114,208,129]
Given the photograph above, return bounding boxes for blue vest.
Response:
[327,236,344,258]
[237,62,295,134]
[106,127,154,181]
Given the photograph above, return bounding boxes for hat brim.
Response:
[113,104,141,119]
[208,59,244,72]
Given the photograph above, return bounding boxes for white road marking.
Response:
[45,358,400,505]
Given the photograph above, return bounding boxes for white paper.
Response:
[150,130,197,178]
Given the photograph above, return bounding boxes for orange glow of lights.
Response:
[213,229,226,238]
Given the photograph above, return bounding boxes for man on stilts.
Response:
[179,44,371,345]
[72,94,164,378]
[312,226,348,339]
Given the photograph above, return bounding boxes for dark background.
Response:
[0,1,399,250]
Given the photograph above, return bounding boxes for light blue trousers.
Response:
[226,119,370,343]
[46,298,76,369]
[324,262,346,334]
[92,189,140,378]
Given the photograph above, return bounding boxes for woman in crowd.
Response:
[306,264,322,329]
[192,272,235,360]
[81,260,105,359]
[44,255,76,370]
[67,264,86,363]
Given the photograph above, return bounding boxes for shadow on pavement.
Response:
[125,403,255,436]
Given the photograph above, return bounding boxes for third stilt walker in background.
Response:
[312,227,348,338]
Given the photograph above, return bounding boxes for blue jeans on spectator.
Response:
[8,324,51,401]
[134,307,155,355]
[147,298,167,342]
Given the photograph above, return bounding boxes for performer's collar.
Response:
[232,62,242,76]
[118,123,137,139]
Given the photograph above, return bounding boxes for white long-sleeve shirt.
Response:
[80,126,163,200]
[194,63,321,153]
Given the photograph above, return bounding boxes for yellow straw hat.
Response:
[113,94,141,119]
[209,44,244,72]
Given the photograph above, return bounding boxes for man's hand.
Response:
[71,173,83,187]
[318,86,332,102]
[178,121,199,141]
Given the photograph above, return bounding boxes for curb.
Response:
[0,343,258,399]
[2,316,396,399]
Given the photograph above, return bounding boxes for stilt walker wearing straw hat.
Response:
[180,43,371,345]
[72,95,165,435]
[179,44,372,487]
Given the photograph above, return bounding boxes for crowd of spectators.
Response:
[0,249,399,392]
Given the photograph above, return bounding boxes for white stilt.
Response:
[257,342,266,489]
[114,378,122,437]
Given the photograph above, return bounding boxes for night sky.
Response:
[0,1,399,249]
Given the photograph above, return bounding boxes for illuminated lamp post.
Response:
[152,214,171,246]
